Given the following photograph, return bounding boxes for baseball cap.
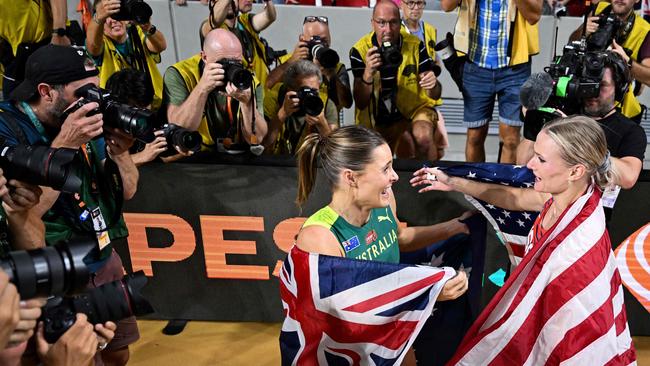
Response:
[10,45,100,101]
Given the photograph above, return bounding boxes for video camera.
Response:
[41,271,154,343]
[0,238,95,300]
[520,5,632,141]
[112,0,153,24]
[61,84,157,143]
[306,36,340,69]
[216,59,253,92]
[0,140,84,194]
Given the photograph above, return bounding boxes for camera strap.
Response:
[19,102,50,144]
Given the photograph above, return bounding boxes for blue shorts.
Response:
[462,61,531,128]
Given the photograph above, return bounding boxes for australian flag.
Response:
[442,163,538,267]
[279,246,456,365]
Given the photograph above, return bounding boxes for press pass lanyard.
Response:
[20,102,49,144]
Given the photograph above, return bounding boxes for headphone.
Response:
[603,51,631,102]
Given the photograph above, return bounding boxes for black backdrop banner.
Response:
[114,158,650,335]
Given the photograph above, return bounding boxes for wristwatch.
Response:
[147,25,157,36]
[52,28,67,37]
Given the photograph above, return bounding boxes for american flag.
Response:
[615,222,650,313]
[442,163,538,267]
[279,246,456,365]
[449,185,637,365]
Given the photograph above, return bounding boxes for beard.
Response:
[48,95,73,125]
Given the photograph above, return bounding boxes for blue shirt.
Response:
[469,0,510,69]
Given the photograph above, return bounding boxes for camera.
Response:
[217,59,253,91]
[0,140,83,194]
[41,271,154,343]
[62,84,156,143]
[435,32,466,92]
[0,238,94,300]
[379,41,403,68]
[294,87,324,116]
[112,0,153,24]
[587,8,625,52]
[160,123,201,154]
[306,36,340,69]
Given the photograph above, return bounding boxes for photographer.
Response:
[0,0,70,98]
[517,53,646,218]
[263,60,338,155]
[86,0,167,110]
[440,0,541,163]
[0,45,140,366]
[569,0,650,122]
[350,1,442,161]
[200,0,277,87]
[164,29,267,153]
[266,16,353,113]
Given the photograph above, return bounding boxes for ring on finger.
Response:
[426,172,437,182]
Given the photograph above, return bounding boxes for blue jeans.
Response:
[462,61,531,128]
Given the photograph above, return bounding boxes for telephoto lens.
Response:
[0,237,95,300]
[41,271,155,343]
[307,36,340,69]
[296,87,324,116]
[0,141,84,194]
[112,0,153,24]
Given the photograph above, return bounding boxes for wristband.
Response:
[92,13,104,25]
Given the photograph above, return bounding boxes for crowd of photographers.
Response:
[0,0,648,364]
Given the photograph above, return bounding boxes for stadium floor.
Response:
[130,320,650,365]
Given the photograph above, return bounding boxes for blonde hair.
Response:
[296,126,387,207]
[542,116,616,189]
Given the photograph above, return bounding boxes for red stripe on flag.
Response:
[544,271,620,364]
[343,271,445,313]
[507,242,526,258]
[448,189,602,365]
[603,343,637,366]
[490,230,611,364]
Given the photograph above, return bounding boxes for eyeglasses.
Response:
[303,16,329,24]
[405,1,426,8]
[373,18,401,27]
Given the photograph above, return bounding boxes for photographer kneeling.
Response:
[350,1,442,160]
[517,52,646,220]
[0,45,140,366]
[263,60,339,155]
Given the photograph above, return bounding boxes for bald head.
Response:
[373,0,400,18]
[202,29,243,63]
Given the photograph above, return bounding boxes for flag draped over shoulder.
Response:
[615,222,650,313]
[279,246,456,365]
[448,185,637,365]
[442,163,538,267]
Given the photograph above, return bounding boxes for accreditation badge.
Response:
[90,207,111,250]
[601,185,621,209]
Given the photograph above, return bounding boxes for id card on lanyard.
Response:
[80,143,111,250]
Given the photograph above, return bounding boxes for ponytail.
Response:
[296,133,323,208]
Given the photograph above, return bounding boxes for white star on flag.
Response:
[502,210,511,218]
[516,219,525,227]
[522,212,532,220]
[486,204,495,210]
[497,217,506,225]
[467,171,477,178]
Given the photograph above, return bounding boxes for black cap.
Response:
[10,45,100,101]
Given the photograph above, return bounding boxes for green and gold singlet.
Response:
[303,206,400,263]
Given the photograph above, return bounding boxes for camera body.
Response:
[217,59,253,91]
[41,271,154,343]
[306,36,340,69]
[111,0,153,24]
[0,141,83,194]
[65,84,156,143]
[160,123,201,155]
[294,87,324,116]
[379,41,403,68]
[588,10,625,52]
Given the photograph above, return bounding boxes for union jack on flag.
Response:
[442,163,538,267]
[279,246,455,365]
